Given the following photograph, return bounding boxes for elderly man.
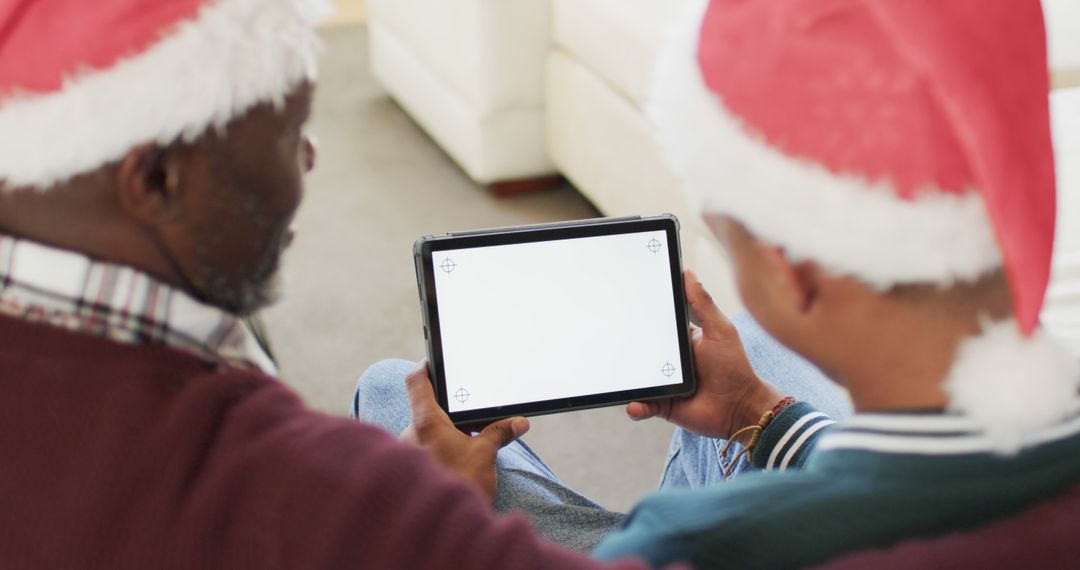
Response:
[355,0,1080,568]
[0,1,659,568]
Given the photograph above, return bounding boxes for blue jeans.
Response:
[350,314,851,551]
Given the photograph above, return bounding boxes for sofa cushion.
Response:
[369,25,553,184]
[368,0,550,113]
[553,0,689,111]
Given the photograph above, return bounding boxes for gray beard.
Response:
[201,228,292,317]
[203,263,286,317]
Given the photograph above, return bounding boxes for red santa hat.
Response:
[0,0,329,189]
[651,0,1078,444]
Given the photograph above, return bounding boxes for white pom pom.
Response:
[945,319,1080,453]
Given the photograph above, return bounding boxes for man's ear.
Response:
[760,246,823,314]
[115,143,184,225]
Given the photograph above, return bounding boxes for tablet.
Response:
[413,215,696,425]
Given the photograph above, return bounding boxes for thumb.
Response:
[685,270,733,341]
[404,360,444,429]
[477,417,530,449]
[626,401,661,421]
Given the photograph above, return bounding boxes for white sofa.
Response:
[368,0,1080,332]
[1046,89,1080,349]
[365,0,554,185]
[544,0,741,310]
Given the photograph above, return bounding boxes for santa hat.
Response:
[651,0,1079,444]
[0,0,330,189]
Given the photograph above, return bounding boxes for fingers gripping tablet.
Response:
[414,215,696,425]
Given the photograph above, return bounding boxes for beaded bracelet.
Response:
[772,396,798,416]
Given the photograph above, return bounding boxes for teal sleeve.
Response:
[594,404,837,565]
[750,402,835,471]
[591,493,699,567]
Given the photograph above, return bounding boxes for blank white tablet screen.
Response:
[433,230,684,413]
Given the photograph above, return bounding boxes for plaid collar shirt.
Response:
[0,235,277,374]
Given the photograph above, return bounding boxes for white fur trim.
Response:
[648,0,1003,288]
[0,0,331,189]
[945,319,1080,453]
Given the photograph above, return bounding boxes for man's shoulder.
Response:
[595,468,846,566]
[0,312,422,493]
[0,314,444,567]
[599,431,1080,569]
[0,312,216,375]
[0,311,285,398]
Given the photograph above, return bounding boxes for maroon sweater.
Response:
[0,315,647,569]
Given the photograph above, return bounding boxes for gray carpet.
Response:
[263,26,676,513]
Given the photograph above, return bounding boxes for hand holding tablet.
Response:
[414,215,697,425]
[625,270,786,439]
[399,359,530,498]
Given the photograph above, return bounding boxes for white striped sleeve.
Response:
[751,402,835,471]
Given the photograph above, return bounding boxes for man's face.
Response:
[706,214,801,346]
[174,85,315,315]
